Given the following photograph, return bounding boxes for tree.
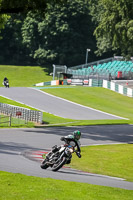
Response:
[22,0,96,66]
[0,0,64,13]
[0,14,32,64]
[89,0,133,58]
[0,0,64,34]
[0,0,10,34]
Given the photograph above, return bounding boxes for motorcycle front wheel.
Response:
[40,159,49,169]
[52,157,66,172]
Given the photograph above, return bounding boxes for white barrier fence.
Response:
[34,78,133,98]
[0,103,43,124]
[103,80,133,97]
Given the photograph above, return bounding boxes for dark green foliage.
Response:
[0,14,34,65]
[22,0,96,66]
[0,0,64,13]
[0,0,97,66]
[0,0,133,67]
[89,0,133,58]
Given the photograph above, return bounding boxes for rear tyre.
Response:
[52,157,66,172]
[40,159,49,169]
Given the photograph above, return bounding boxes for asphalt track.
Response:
[0,87,133,190]
[0,126,133,190]
[0,87,126,120]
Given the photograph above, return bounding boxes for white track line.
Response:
[30,87,128,120]
[30,150,125,181]
[0,94,51,114]
[1,87,129,120]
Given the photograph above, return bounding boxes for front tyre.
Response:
[40,159,49,169]
[52,157,66,172]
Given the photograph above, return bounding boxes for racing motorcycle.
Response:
[4,80,9,88]
[40,141,80,172]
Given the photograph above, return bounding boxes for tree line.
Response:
[0,0,132,67]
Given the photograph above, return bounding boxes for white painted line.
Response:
[63,166,125,181]
[0,94,55,116]
[0,87,129,120]
[0,95,31,108]
[81,142,128,147]
[77,171,125,181]
[30,87,128,120]
[26,149,127,181]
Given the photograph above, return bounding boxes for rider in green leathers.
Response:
[60,130,81,159]
[43,130,82,168]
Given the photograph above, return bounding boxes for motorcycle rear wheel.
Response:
[40,159,49,169]
[52,157,66,172]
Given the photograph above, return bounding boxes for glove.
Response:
[76,151,81,158]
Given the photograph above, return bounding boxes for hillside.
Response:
[0,65,52,87]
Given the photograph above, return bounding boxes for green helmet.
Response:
[73,130,81,140]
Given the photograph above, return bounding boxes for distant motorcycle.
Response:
[41,142,80,172]
[4,80,9,88]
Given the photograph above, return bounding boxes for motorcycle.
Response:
[4,80,9,88]
[41,141,80,172]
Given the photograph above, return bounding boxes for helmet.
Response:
[73,130,81,140]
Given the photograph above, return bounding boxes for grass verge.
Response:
[0,114,34,128]
[0,65,52,87]
[41,86,133,124]
[70,144,133,182]
[0,171,133,200]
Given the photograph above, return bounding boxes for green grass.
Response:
[0,65,52,87]
[0,114,34,128]
[70,144,133,182]
[0,171,133,200]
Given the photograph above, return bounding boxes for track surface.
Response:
[0,87,133,189]
[0,87,125,120]
[0,125,133,190]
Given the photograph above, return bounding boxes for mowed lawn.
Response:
[0,171,133,200]
[0,65,52,87]
[42,86,133,123]
[70,144,133,182]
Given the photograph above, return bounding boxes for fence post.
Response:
[9,114,12,127]
[0,103,43,124]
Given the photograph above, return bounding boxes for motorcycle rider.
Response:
[3,77,9,88]
[50,130,82,164]
[61,130,81,156]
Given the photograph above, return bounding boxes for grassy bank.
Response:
[70,144,133,182]
[0,65,52,87]
[0,171,133,200]
[41,86,133,123]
